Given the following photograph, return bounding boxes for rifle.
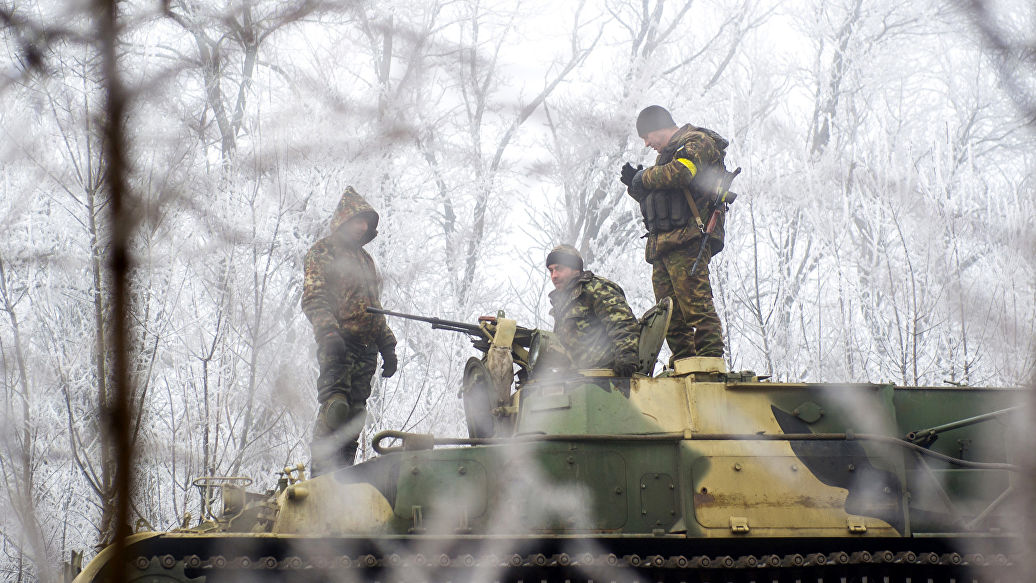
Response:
[689,166,741,276]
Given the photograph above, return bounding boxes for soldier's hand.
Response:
[322,333,350,361]
[380,348,398,378]
[630,169,647,200]
[620,162,643,186]
[613,357,639,378]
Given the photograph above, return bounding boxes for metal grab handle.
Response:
[372,430,1021,471]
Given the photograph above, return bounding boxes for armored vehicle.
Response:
[73,302,1027,582]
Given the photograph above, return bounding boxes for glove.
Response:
[630,170,647,200]
[613,356,639,378]
[321,333,350,361]
[380,346,398,378]
[620,162,643,186]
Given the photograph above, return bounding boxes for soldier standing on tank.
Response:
[302,186,397,476]
[546,245,641,377]
[619,105,728,362]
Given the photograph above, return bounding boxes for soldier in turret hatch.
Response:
[302,186,397,476]
[619,105,728,362]
[546,245,640,377]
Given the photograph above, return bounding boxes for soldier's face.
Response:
[548,264,580,290]
[642,128,672,152]
[336,216,371,245]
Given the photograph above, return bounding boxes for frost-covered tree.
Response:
[0,0,1033,580]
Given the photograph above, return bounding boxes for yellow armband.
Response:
[675,157,697,177]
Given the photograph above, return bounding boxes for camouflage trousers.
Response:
[311,340,378,476]
[651,245,725,362]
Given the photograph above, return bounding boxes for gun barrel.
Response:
[366,306,483,336]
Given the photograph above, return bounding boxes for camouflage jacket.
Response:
[301,187,396,350]
[635,124,729,263]
[548,271,639,370]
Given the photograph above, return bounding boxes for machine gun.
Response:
[365,306,540,356]
[367,306,563,437]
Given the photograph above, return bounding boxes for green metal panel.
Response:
[518,381,587,434]
[638,472,678,532]
[516,378,669,436]
[905,468,1013,533]
[891,387,1017,464]
[394,455,489,521]
[518,447,628,531]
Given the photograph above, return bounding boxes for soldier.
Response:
[546,245,640,376]
[302,186,397,476]
[619,105,728,361]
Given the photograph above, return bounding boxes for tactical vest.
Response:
[638,125,728,243]
[639,189,693,233]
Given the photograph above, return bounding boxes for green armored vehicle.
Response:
[74,302,1026,582]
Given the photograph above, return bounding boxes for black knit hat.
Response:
[636,105,677,137]
[545,244,583,271]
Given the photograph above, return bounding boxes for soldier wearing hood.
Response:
[546,245,640,376]
[619,105,728,362]
[302,186,397,475]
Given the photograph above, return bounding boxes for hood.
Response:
[329,186,380,245]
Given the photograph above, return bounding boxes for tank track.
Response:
[127,546,1019,583]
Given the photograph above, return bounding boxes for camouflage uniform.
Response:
[548,271,640,370]
[631,124,728,360]
[302,187,396,475]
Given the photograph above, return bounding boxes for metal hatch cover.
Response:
[638,297,672,375]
